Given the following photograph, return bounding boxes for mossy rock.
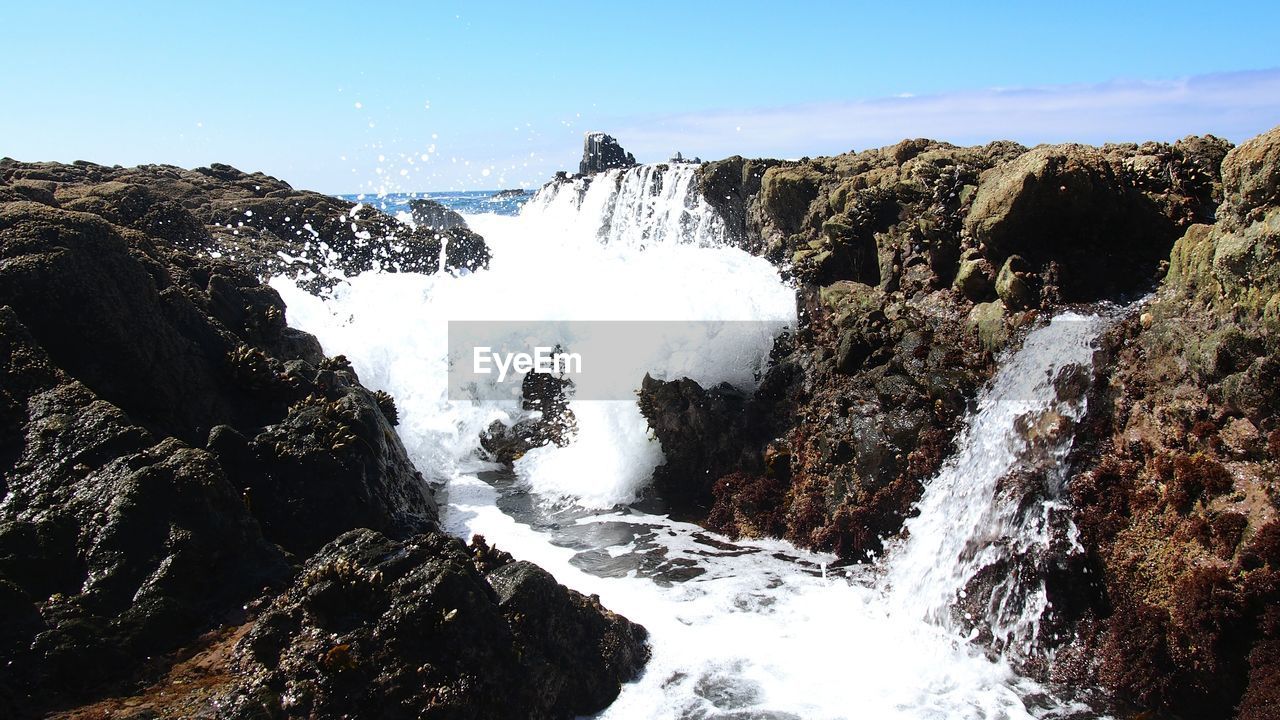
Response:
[1212,206,1280,315]
[1166,223,1219,301]
[820,281,884,328]
[995,255,1035,310]
[953,256,995,301]
[968,300,1008,353]
[822,219,855,242]
[760,166,824,235]
[1220,123,1280,226]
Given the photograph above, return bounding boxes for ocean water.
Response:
[280,165,1108,718]
[339,189,531,219]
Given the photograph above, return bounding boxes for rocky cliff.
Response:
[638,130,1278,717]
[646,136,1227,556]
[578,132,637,175]
[1060,126,1280,718]
[0,160,646,718]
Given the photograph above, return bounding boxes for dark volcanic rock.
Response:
[0,158,491,292]
[0,201,437,560]
[0,158,647,719]
[220,529,648,720]
[218,361,438,559]
[579,132,637,175]
[0,166,432,715]
[0,307,291,713]
[638,375,769,513]
[409,197,469,231]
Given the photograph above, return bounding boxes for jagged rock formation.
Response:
[640,129,1279,718]
[220,530,648,720]
[1057,126,1280,719]
[0,163,644,718]
[0,159,490,291]
[409,197,469,231]
[647,135,1229,559]
[579,132,636,175]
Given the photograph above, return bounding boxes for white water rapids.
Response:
[274,164,1109,719]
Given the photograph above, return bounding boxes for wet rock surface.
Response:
[1055,125,1280,719]
[655,136,1224,559]
[409,197,470,231]
[653,132,1276,717]
[0,163,643,718]
[642,126,1275,717]
[0,158,490,291]
[579,132,637,176]
[219,530,648,720]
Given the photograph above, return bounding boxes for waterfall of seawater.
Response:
[274,164,1109,719]
[884,312,1110,664]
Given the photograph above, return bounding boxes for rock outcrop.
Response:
[220,530,648,720]
[0,159,490,291]
[1055,125,1280,719]
[645,135,1231,562]
[579,132,637,175]
[658,128,1275,718]
[0,162,643,718]
[409,197,469,231]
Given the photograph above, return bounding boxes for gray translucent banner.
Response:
[448,320,791,402]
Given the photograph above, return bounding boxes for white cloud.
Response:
[610,68,1280,162]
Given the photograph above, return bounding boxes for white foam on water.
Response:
[883,312,1109,662]
[274,164,1105,719]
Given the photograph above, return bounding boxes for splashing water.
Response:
[884,312,1111,663]
[521,163,728,248]
[276,164,1110,719]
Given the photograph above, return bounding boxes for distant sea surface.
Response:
[337,190,531,218]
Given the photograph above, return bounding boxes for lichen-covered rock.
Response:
[952,253,995,302]
[1057,125,1280,718]
[219,530,647,720]
[1221,125,1280,227]
[965,144,1179,301]
[671,135,1231,560]
[994,255,1035,310]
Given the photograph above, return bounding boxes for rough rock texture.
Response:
[697,156,782,250]
[965,143,1219,300]
[1056,125,1280,718]
[648,135,1230,560]
[220,530,648,720]
[0,163,642,718]
[0,185,440,715]
[578,132,636,175]
[0,158,490,291]
[409,197,469,231]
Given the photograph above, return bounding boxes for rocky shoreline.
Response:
[631,127,1278,717]
[3,121,1278,719]
[0,160,646,719]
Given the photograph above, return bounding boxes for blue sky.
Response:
[2,1,1278,193]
